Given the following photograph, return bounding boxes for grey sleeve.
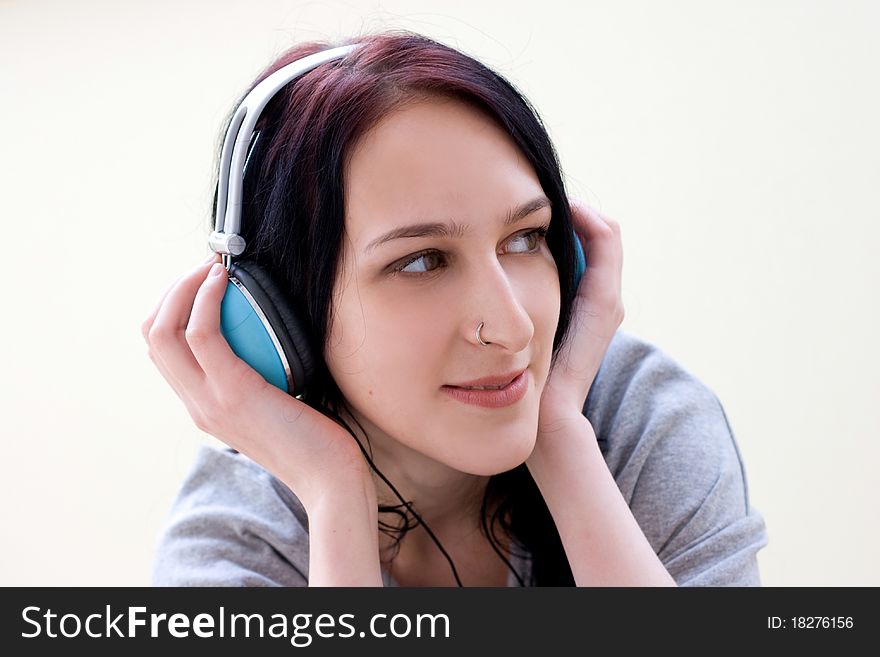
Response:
[586,331,769,586]
[151,446,311,587]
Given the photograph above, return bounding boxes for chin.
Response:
[451,430,537,476]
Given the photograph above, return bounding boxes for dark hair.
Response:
[213,31,580,586]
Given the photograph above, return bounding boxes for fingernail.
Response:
[210,263,226,277]
[203,253,217,264]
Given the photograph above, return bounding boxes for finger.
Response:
[186,262,249,379]
[570,199,623,272]
[574,198,621,234]
[141,252,220,342]
[568,198,624,310]
[146,343,187,400]
[145,345,215,433]
[148,259,221,390]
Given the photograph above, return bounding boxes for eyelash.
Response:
[390,225,551,277]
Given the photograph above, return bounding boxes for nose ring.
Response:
[476,321,490,346]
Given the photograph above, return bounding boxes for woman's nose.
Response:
[464,260,534,352]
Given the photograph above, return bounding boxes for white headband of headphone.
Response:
[208,44,361,263]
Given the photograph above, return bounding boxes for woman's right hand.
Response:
[141,254,375,512]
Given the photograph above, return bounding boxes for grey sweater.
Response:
[151,330,769,586]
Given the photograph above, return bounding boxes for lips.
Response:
[447,369,526,389]
[441,370,529,408]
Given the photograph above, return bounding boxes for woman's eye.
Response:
[392,227,548,277]
[505,228,546,254]
[397,251,445,275]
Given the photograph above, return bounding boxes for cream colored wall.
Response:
[1,0,876,585]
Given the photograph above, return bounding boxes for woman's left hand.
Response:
[535,198,625,439]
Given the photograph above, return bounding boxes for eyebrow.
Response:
[363,195,552,255]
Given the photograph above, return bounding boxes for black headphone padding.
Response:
[227,259,316,398]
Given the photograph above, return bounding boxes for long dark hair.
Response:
[212,31,580,586]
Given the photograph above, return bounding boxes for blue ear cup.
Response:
[573,229,586,288]
[219,260,315,398]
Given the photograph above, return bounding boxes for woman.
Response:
[143,32,768,586]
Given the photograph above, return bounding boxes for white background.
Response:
[1,0,877,586]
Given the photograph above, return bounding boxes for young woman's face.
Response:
[326,96,561,476]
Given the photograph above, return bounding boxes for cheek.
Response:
[326,288,443,414]
[533,273,561,329]
[521,266,560,336]
[527,267,562,382]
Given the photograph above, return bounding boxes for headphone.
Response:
[209,44,587,399]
